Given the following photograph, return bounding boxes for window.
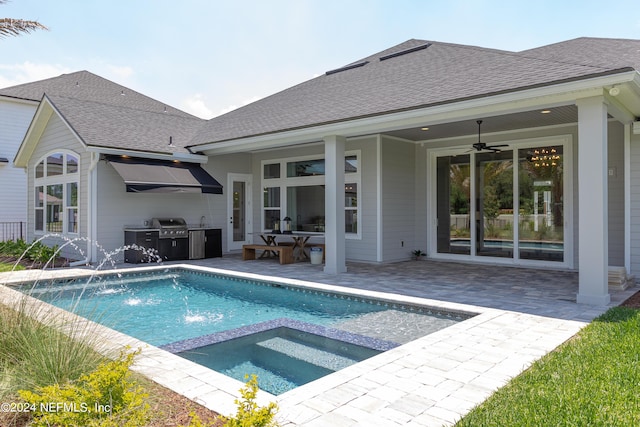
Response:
[262,152,360,237]
[345,183,358,233]
[34,151,79,235]
[263,187,280,231]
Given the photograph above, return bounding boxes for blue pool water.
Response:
[23,268,468,394]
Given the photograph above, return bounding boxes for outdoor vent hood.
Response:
[105,155,223,194]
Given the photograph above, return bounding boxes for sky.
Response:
[2,0,640,120]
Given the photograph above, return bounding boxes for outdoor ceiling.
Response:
[383,105,579,142]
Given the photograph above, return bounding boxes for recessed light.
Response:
[421,127,430,131]
[540,110,551,114]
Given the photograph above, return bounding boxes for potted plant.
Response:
[411,249,426,260]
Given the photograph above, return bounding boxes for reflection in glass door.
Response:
[518,146,564,261]
[434,142,565,264]
[437,155,471,255]
[227,173,252,251]
[233,181,246,242]
[476,151,513,258]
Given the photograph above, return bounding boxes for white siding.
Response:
[345,137,378,261]
[381,136,415,262]
[0,99,37,224]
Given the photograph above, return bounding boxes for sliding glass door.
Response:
[476,151,513,258]
[434,140,567,265]
[517,146,564,262]
[437,155,471,255]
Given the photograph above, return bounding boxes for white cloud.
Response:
[0,62,71,88]
[181,93,214,119]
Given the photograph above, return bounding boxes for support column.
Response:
[324,135,347,274]
[576,96,610,305]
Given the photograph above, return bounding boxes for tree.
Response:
[0,0,47,38]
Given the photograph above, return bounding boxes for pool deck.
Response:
[1,256,637,426]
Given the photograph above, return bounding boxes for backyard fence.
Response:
[0,221,25,242]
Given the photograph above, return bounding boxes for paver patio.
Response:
[1,256,636,426]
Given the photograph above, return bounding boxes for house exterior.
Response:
[0,92,39,239]
[7,37,640,305]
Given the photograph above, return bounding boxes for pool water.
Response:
[179,327,382,395]
[24,268,467,394]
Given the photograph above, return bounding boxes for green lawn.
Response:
[456,307,640,426]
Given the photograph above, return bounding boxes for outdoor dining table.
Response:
[259,233,322,261]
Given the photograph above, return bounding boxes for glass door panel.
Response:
[476,151,513,258]
[518,146,564,261]
[437,155,471,255]
[232,181,246,242]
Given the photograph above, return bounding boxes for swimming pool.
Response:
[22,267,471,394]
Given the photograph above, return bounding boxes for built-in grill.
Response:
[151,217,188,239]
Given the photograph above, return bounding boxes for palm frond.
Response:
[0,18,48,38]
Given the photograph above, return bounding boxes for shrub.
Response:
[223,375,279,427]
[0,300,106,397]
[0,238,60,266]
[18,348,150,427]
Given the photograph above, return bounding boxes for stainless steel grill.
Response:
[151,217,188,239]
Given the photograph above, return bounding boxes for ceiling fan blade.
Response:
[489,144,509,148]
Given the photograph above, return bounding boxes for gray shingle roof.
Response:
[0,70,196,119]
[0,70,205,155]
[188,38,639,147]
[46,94,204,155]
[518,37,640,70]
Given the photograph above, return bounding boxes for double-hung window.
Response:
[34,151,79,235]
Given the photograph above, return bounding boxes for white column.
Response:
[324,135,347,274]
[576,96,610,305]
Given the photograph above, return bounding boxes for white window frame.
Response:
[261,151,361,239]
[34,150,80,236]
[427,135,573,268]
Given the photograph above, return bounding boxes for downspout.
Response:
[69,152,99,267]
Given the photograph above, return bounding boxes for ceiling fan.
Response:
[470,120,508,152]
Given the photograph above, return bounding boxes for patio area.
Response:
[176,254,634,322]
[2,256,636,426]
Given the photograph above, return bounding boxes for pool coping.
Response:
[0,264,589,426]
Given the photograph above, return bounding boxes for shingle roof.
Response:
[0,70,196,119]
[189,38,639,147]
[46,94,204,155]
[518,37,640,70]
[1,70,205,155]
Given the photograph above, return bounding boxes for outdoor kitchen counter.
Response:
[123,227,222,263]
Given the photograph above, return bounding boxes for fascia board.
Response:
[193,71,639,155]
[0,95,39,106]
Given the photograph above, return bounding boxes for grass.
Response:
[456,306,640,426]
[0,300,108,397]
